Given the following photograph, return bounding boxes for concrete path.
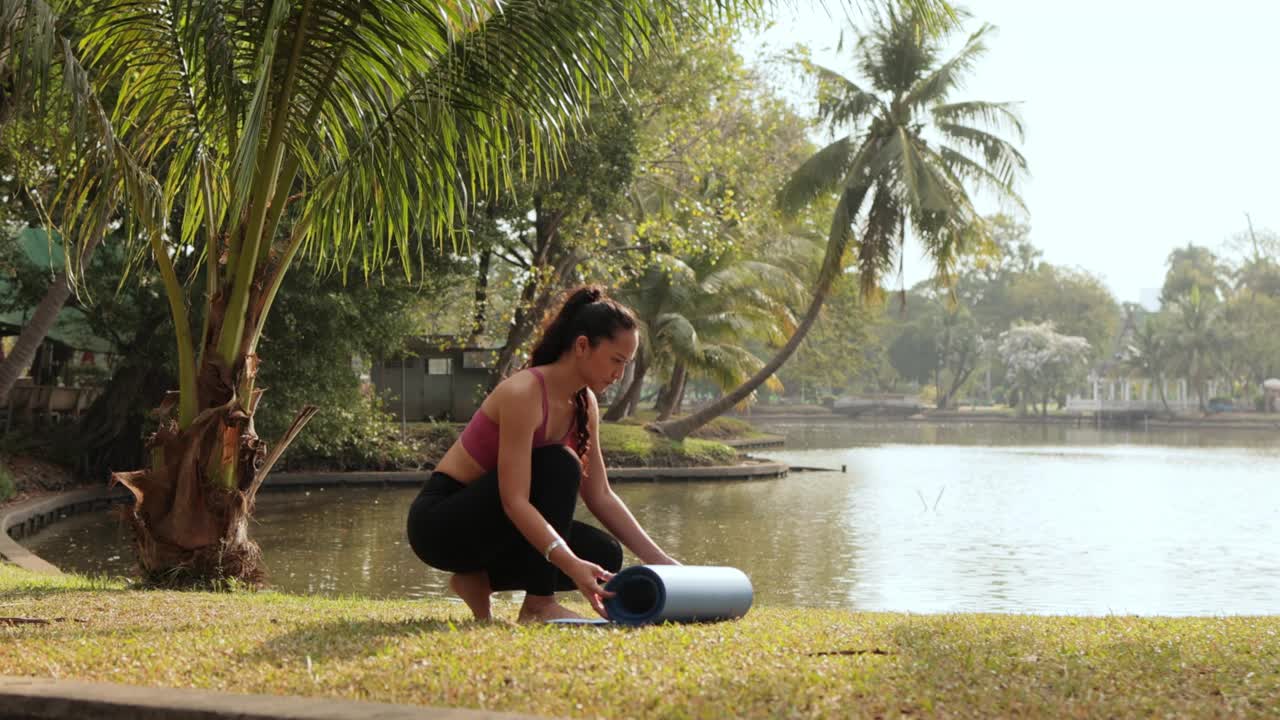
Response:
[0,675,543,720]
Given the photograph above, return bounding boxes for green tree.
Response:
[777,270,877,402]
[883,287,980,408]
[485,100,640,380]
[655,7,1025,439]
[1123,312,1175,414]
[1162,245,1228,305]
[997,322,1090,417]
[4,0,801,585]
[595,23,814,419]
[1167,285,1228,412]
[1005,263,1119,360]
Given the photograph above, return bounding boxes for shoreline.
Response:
[0,460,791,575]
[741,410,1280,431]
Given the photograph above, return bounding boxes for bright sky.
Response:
[739,1,1280,307]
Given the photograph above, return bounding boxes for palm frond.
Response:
[776,135,854,215]
[932,100,1024,141]
[935,121,1027,190]
[794,58,885,131]
[301,0,705,276]
[654,312,699,359]
[0,0,166,286]
[857,181,900,292]
[902,22,992,109]
[936,146,1026,211]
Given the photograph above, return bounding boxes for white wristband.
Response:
[543,538,564,560]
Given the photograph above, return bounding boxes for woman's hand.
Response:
[648,553,682,566]
[566,558,615,618]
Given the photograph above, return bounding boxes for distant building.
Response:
[1264,378,1280,413]
[371,336,502,421]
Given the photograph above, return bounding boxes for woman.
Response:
[407,285,679,622]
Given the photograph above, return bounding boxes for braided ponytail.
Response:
[526,284,637,461]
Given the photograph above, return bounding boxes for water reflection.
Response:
[23,420,1280,615]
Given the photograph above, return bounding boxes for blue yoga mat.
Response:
[549,565,753,626]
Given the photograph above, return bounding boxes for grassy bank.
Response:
[407,420,743,469]
[2,565,1277,718]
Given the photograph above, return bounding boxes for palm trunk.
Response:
[655,361,686,421]
[603,347,646,422]
[0,272,71,405]
[672,373,687,415]
[652,186,867,441]
[110,280,317,587]
[0,232,105,405]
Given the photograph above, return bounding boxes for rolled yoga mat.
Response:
[598,565,753,626]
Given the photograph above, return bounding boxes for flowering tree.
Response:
[998,322,1090,416]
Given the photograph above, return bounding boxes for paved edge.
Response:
[0,463,788,574]
[0,675,543,720]
[0,487,130,575]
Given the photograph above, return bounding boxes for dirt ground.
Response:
[1,455,84,509]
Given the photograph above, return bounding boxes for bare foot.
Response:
[449,572,492,621]
[517,596,585,624]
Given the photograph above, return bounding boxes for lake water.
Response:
[23,421,1280,615]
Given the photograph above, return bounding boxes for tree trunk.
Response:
[470,246,491,342]
[655,361,686,421]
[111,286,316,588]
[1155,376,1171,413]
[492,202,569,381]
[603,346,647,422]
[651,186,867,441]
[939,362,975,410]
[672,372,687,416]
[0,232,104,405]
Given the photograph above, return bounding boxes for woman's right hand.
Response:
[566,558,615,619]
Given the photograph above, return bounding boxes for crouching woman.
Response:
[406,285,678,622]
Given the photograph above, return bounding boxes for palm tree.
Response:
[1,0,792,585]
[607,251,796,420]
[650,255,798,420]
[653,6,1025,440]
[1168,286,1227,412]
[1124,315,1174,414]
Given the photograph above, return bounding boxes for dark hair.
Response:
[527,284,637,460]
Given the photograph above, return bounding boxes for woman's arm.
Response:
[580,391,679,565]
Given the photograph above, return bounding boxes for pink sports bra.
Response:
[458,367,577,472]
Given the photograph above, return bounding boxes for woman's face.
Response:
[576,328,639,394]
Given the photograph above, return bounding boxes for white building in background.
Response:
[1065,375,1211,414]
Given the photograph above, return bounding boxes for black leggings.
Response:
[406,444,623,596]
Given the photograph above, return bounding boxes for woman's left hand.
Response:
[649,553,682,566]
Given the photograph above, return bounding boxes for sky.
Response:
[738,1,1280,308]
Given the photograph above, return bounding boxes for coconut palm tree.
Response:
[650,254,798,420]
[1168,285,1228,412]
[1124,315,1174,414]
[3,0,835,585]
[653,7,1025,440]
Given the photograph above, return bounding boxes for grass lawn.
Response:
[2,565,1277,718]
